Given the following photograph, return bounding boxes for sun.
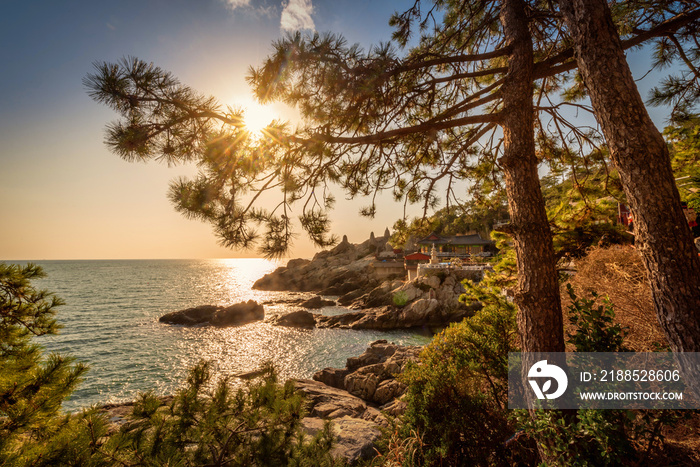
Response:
[243,101,276,136]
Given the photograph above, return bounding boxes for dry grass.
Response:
[563,246,700,464]
[562,245,667,352]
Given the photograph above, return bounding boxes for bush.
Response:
[518,286,681,466]
[383,284,522,466]
[565,283,628,352]
[98,361,343,466]
[392,290,409,307]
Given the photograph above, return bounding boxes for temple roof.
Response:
[404,252,431,261]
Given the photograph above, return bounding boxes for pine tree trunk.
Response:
[500,0,565,353]
[559,0,700,353]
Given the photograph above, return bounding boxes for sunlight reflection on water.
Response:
[31,259,429,411]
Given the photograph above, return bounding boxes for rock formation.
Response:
[159,300,264,327]
[299,296,337,309]
[294,340,421,464]
[269,271,482,331]
[266,309,317,328]
[252,235,382,294]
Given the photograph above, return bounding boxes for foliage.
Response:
[85,2,699,257]
[390,283,521,466]
[517,285,681,466]
[565,284,628,352]
[0,263,90,466]
[469,231,517,291]
[647,30,700,124]
[95,361,342,466]
[539,150,633,258]
[666,118,700,211]
[0,264,341,466]
[84,57,338,258]
[392,290,409,307]
[665,117,700,178]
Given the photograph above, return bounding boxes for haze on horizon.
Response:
[0,0,674,261]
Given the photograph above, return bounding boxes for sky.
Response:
[0,0,413,260]
[0,1,677,260]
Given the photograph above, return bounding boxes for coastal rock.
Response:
[319,280,365,296]
[379,398,408,417]
[374,379,406,405]
[301,416,381,465]
[159,300,264,327]
[267,309,317,328]
[337,288,366,306]
[348,279,404,309]
[252,236,381,294]
[314,301,479,330]
[312,271,482,330]
[294,379,383,423]
[313,340,420,406]
[159,305,219,326]
[313,367,349,389]
[300,296,336,309]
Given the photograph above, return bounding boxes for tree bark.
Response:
[559,0,700,353]
[500,0,565,354]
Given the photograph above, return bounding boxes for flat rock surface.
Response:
[301,416,381,465]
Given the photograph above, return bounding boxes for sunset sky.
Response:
[0,0,674,260]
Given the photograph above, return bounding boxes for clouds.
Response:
[221,0,314,32]
[280,0,315,32]
[222,0,252,9]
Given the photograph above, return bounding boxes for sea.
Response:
[25,259,430,412]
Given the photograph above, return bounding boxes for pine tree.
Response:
[85,0,700,364]
[0,263,89,465]
[558,0,700,356]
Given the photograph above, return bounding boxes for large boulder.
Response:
[159,300,264,327]
[313,367,349,389]
[267,309,317,328]
[294,379,383,423]
[300,296,336,309]
[313,340,421,406]
[159,305,219,326]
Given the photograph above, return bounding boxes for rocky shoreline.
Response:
[297,339,421,463]
[101,340,420,465]
[147,236,487,463]
[159,233,483,331]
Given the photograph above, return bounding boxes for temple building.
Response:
[416,232,495,258]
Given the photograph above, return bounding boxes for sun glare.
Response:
[243,102,276,136]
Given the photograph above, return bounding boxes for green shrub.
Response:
[99,361,343,466]
[566,283,628,352]
[392,290,409,307]
[517,286,680,466]
[389,285,521,466]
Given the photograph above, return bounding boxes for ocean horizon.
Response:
[16,258,429,411]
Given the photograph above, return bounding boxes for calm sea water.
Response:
[28,259,429,411]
